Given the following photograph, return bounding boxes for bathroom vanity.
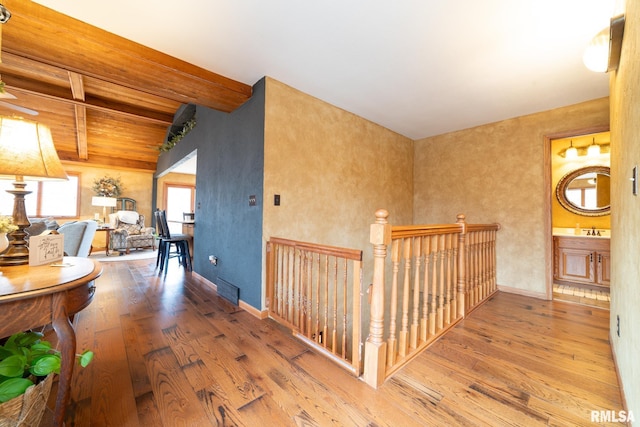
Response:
[553,234,610,288]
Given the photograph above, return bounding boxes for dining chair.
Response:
[155,209,192,272]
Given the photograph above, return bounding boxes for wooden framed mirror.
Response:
[556,166,610,216]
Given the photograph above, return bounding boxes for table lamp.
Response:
[0,117,68,266]
[91,195,117,224]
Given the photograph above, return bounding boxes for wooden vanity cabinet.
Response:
[553,236,610,287]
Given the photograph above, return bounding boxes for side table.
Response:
[0,257,102,427]
[92,227,114,256]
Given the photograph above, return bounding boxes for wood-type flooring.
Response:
[53,257,624,426]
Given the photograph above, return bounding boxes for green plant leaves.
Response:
[0,331,94,402]
[31,355,60,376]
[0,377,33,403]
[79,350,94,368]
[0,355,26,378]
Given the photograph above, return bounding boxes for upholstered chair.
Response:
[109,211,155,254]
[57,220,98,257]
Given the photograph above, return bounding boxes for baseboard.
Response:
[609,331,630,425]
[497,284,549,300]
[191,272,269,319]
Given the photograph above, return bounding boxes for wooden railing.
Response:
[363,210,500,388]
[266,238,363,375]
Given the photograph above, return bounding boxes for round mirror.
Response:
[556,166,610,216]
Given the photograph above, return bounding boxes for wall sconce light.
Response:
[583,14,625,73]
[587,138,601,157]
[559,140,609,159]
[0,117,68,265]
[565,141,578,160]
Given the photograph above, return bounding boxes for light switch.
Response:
[274,194,280,206]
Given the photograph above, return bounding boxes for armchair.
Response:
[109,211,155,254]
[57,220,98,257]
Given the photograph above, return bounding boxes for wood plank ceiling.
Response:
[0,0,252,172]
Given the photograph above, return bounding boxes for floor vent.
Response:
[216,277,239,305]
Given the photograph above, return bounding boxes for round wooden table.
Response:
[0,257,102,427]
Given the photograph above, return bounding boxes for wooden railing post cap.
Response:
[456,214,466,223]
[371,209,391,245]
[374,209,389,223]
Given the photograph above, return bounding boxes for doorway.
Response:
[548,129,610,309]
[164,184,195,235]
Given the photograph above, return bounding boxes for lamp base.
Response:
[0,180,31,266]
[0,229,30,266]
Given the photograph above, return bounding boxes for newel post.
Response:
[363,209,391,388]
[456,214,467,319]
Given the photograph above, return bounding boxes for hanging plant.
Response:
[159,117,196,152]
[92,176,123,197]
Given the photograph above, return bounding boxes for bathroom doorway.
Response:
[548,129,610,309]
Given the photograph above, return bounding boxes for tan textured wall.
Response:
[60,163,154,248]
[263,77,414,294]
[551,132,610,229]
[414,98,609,296]
[609,0,640,417]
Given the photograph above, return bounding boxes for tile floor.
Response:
[553,283,610,309]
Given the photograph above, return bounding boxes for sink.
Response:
[553,227,610,238]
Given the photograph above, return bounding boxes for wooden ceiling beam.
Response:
[68,72,88,159]
[58,150,157,172]
[1,75,173,125]
[2,0,252,112]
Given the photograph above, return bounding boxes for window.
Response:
[0,174,80,218]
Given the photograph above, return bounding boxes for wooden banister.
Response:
[362,211,500,388]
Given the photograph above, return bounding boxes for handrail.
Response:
[363,210,500,388]
[266,237,363,376]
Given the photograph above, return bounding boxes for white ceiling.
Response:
[35,0,620,140]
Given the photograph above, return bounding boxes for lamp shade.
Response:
[0,117,68,180]
[91,196,118,207]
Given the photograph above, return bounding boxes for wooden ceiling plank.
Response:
[74,104,88,159]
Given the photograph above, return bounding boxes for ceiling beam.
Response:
[58,150,157,172]
[68,72,88,159]
[2,0,252,112]
[1,74,174,125]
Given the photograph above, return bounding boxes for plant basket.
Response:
[0,374,53,427]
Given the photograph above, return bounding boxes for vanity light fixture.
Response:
[587,138,601,157]
[583,14,625,73]
[565,141,578,160]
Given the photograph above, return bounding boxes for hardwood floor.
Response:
[55,257,624,426]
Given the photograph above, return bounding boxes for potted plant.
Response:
[0,215,18,254]
[0,331,93,426]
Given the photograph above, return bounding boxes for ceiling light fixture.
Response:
[0,4,10,24]
[583,14,625,73]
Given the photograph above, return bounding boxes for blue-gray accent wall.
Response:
[156,78,265,309]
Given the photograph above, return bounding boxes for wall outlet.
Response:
[249,195,257,206]
[209,255,218,266]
